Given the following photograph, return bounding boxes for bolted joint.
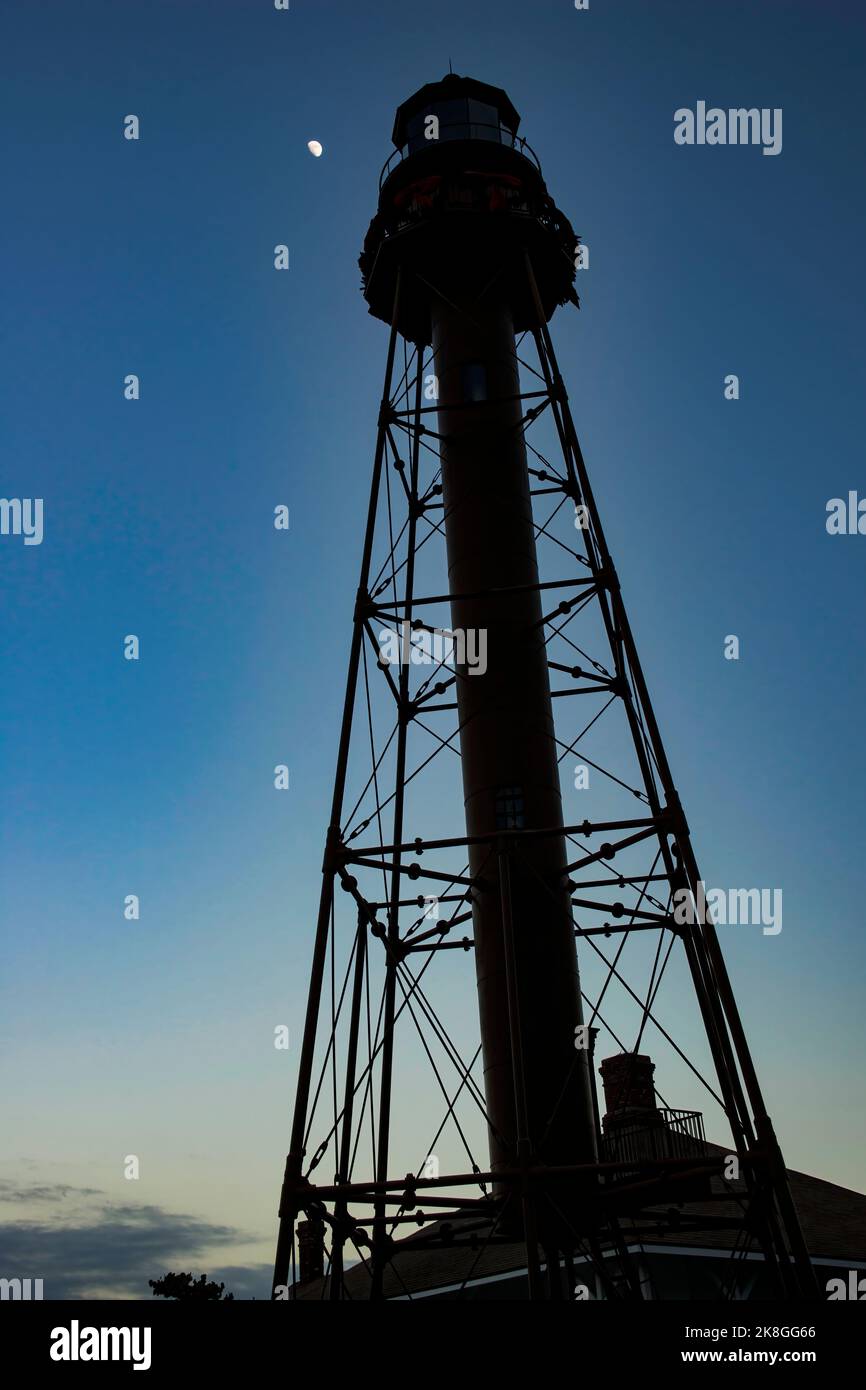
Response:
[564,479,583,504]
[353,587,375,623]
[549,375,568,405]
[664,790,690,839]
[277,1163,311,1221]
[401,1174,418,1210]
[322,825,348,875]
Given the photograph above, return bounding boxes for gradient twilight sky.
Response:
[1,0,864,1298]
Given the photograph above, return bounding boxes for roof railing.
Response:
[379,122,542,190]
[602,1108,708,1167]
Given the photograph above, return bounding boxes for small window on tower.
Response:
[467,100,501,142]
[495,786,525,831]
[436,98,470,141]
[461,363,487,402]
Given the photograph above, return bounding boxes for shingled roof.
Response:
[295,1159,866,1300]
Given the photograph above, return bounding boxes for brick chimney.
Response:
[600,1052,658,1120]
[599,1052,663,1162]
[598,1050,710,1194]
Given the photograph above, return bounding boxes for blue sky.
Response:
[1,0,864,1298]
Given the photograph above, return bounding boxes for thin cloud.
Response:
[0,1191,265,1299]
[0,1180,102,1204]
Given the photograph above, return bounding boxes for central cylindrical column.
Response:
[432,289,597,1195]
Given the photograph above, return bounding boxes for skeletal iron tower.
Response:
[273,75,817,1301]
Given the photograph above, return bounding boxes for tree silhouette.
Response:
[149,1271,234,1300]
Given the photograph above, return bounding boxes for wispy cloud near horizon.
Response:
[0,1179,270,1299]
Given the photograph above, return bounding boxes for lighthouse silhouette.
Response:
[273,74,816,1301]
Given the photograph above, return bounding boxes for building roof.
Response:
[296,1159,866,1300]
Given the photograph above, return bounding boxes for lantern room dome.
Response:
[391,73,521,153]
